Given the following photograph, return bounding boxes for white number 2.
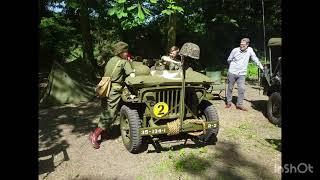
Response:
[208,123,217,128]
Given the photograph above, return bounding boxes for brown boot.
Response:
[89,128,104,149]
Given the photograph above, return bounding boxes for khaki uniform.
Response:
[161,56,181,70]
[98,56,134,130]
[169,62,181,70]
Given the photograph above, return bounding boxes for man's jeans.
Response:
[226,73,246,106]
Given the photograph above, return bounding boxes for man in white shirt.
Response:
[226,38,264,111]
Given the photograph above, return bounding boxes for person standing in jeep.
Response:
[161,46,181,70]
[89,41,136,149]
[226,38,264,111]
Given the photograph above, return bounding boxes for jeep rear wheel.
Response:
[197,100,219,144]
[267,92,281,126]
[120,105,143,153]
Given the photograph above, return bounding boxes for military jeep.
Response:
[261,38,281,126]
[117,59,219,153]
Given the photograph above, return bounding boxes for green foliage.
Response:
[246,63,258,80]
[161,9,174,15]
[40,0,281,75]
[221,68,228,77]
[106,0,184,29]
[142,6,152,16]
[39,14,82,63]
[127,4,138,11]
[161,0,184,15]
[107,6,117,16]
[116,0,126,3]
[211,14,239,28]
[66,45,83,63]
[107,0,156,29]
[137,4,145,20]
[108,3,129,19]
[65,0,80,9]
[92,27,121,66]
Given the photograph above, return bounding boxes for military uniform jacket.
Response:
[104,56,134,83]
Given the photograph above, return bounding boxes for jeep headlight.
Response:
[143,92,156,102]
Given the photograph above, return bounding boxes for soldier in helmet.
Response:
[89,41,136,149]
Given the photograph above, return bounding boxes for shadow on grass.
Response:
[244,98,269,119]
[146,135,213,154]
[39,101,101,176]
[170,141,277,179]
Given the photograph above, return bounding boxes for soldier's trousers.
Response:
[98,84,123,130]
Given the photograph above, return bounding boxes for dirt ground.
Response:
[39,84,281,180]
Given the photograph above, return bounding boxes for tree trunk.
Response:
[167,13,177,51]
[79,0,96,78]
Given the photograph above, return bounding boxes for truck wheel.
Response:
[197,100,219,144]
[120,105,143,153]
[267,92,281,126]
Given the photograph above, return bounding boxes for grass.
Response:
[152,147,212,176]
[224,122,280,153]
[135,175,144,180]
[174,153,211,173]
[225,122,254,139]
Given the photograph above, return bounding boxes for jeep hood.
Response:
[125,68,214,87]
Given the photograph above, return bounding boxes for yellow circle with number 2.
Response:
[153,102,169,117]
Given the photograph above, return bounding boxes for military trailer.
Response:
[261,38,281,126]
[117,43,220,153]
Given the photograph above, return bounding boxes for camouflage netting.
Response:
[40,60,96,107]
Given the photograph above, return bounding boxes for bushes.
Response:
[217,63,259,82]
[246,63,258,80]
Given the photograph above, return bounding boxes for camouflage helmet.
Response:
[179,42,200,59]
[113,41,128,55]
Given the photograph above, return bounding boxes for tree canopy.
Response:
[40,0,281,70]
[39,0,281,105]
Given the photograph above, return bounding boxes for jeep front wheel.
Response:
[120,105,143,153]
[197,100,219,144]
